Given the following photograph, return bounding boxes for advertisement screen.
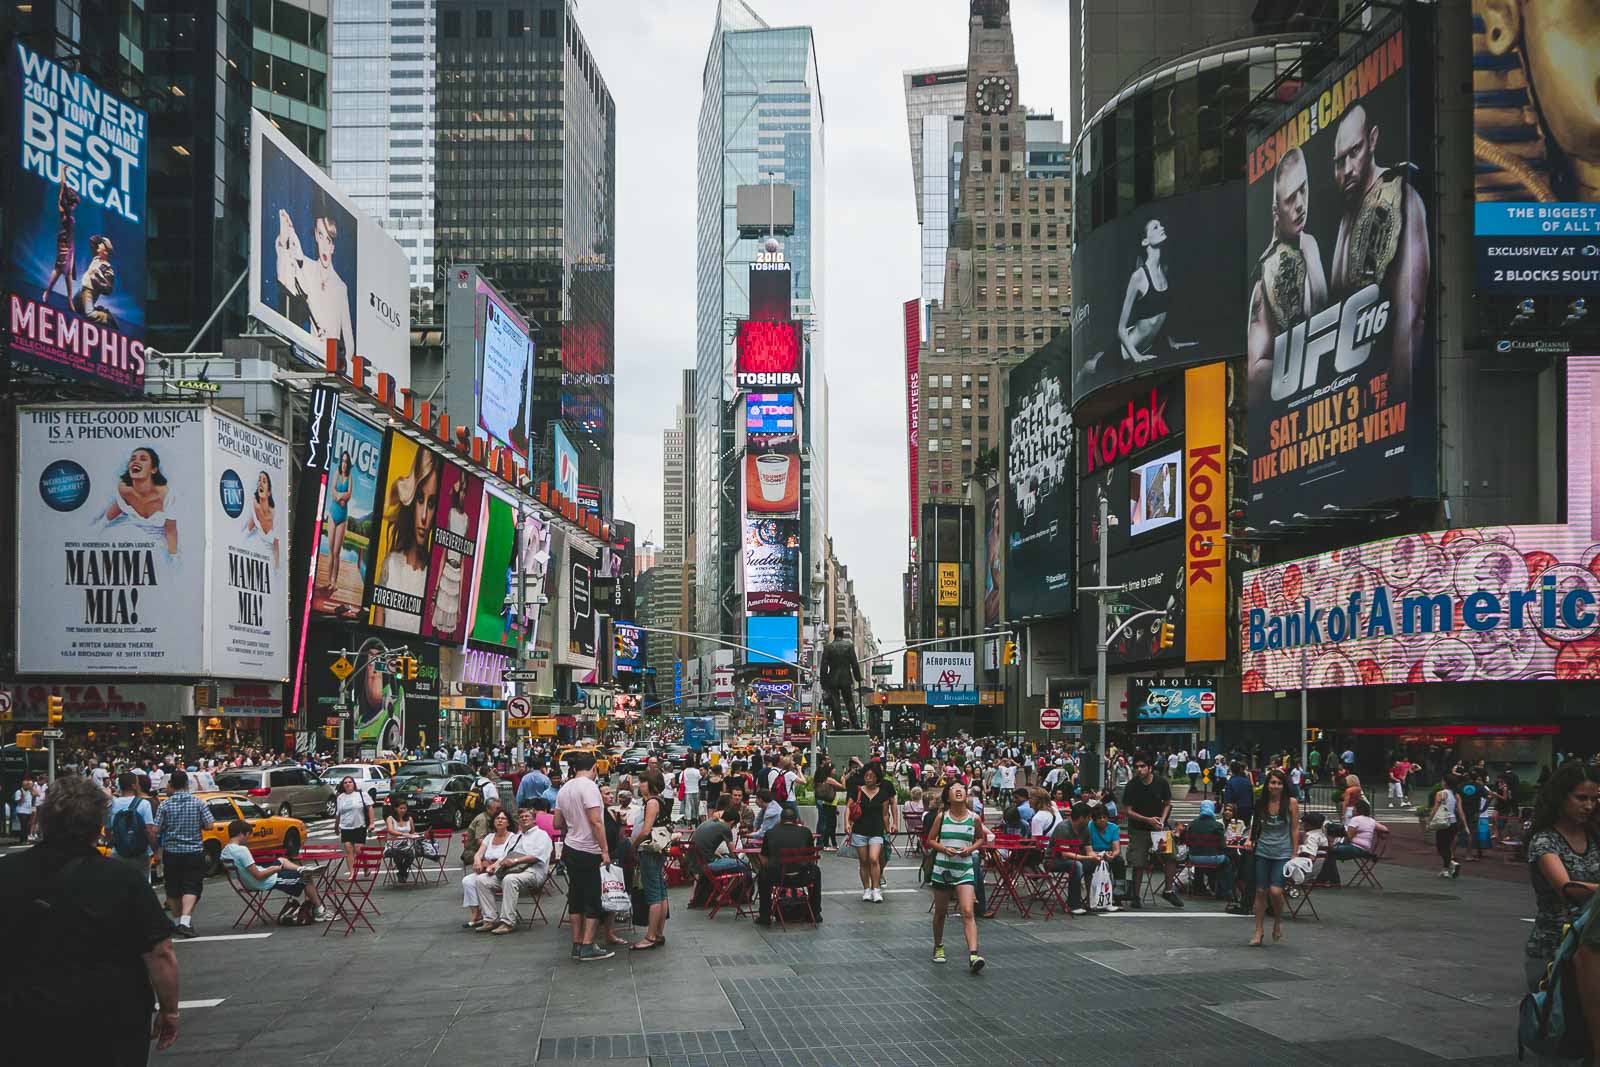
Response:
[210,410,291,676]
[1185,362,1228,662]
[1079,377,1185,561]
[746,615,799,668]
[745,392,797,436]
[310,409,384,617]
[561,262,613,439]
[16,405,287,679]
[1471,0,1600,295]
[476,280,534,457]
[568,543,597,660]
[1244,18,1434,525]
[983,483,1000,627]
[552,423,580,500]
[249,111,410,388]
[6,43,149,393]
[305,620,439,753]
[749,264,792,321]
[921,651,975,690]
[1128,449,1182,537]
[904,299,921,545]
[1069,181,1245,407]
[613,622,643,672]
[743,517,801,612]
[1003,335,1073,619]
[1128,676,1216,722]
[366,433,442,635]
[735,320,803,389]
[468,491,519,649]
[743,451,799,516]
[418,461,484,644]
[937,562,960,607]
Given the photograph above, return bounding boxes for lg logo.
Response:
[369,292,402,328]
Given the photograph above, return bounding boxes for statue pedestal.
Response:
[822,729,873,764]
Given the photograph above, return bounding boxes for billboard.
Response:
[552,423,580,500]
[746,614,799,668]
[310,409,384,617]
[613,622,643,672]
[904,299,921,548]
[749,263,792,322]
[366,433,441,634]
[249,111,410,388]
[745,392,797,437]
[567,543,597,660]
[305,620,439,753]
[418,461,484,644]
[735,319,803,389]
[921,651,975,690]
[468,490,520,649]
[1471,0,1600,295]
[1004,334,1073,619]
[982,482,1000,627]
[561,261,613,439]
[16,405,288,679]
[1069,181,1246,406]
[6,43,149,393]
[937,562,960,607]
[1128,676,1216,722]
[476,276,534,456]
[1127,450,1181,537]
[743,451,799,516]
[1243,19,1433,525]
[743,517,801,612]
[1184,362,1228,662]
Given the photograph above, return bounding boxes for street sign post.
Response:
[870,663,893,676]
[41,729,64,740]
[507,716,537,730]
[503,669,541,683]
[1039,707,1061,730]
[329,656,355,680]
[0,691,13,718]
[508,696,532,717]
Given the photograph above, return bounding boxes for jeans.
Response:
[1188,853,1232,898]
[1330,844,1373,862]
[682,793,701,825]
[816,803,838,847]
[706,857,750,876]
[1045,859,1086,909]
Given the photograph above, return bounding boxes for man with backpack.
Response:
[106,772,154,882]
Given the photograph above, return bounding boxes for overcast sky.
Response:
[584,0,1071,654]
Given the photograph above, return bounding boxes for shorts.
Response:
[1126,827,1153,868]
[163,851,206,899]
[848,834,885,848]
[340,827,368,845]
[274,871,307,898]
[563,847,606,921]
[1253,854,1288,890]
[638,851,668,905]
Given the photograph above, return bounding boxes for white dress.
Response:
[430,506,469,633]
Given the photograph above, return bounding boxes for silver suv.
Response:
[214,764,335,820]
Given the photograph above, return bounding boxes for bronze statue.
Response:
[819,626,863,730]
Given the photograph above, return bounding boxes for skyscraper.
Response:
[904,67,968,328]
[694,0,825,649]
[434,0,616,508]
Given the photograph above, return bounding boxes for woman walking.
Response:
[844,763,897,902]
[1428,775,1462,878]
[630,770,673,950]
[334,776,374,881]
[1523,762,1598,992]
[926,782,990,974]
[1248,768,1298,946]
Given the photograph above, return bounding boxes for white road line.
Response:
[821,888,919,896]
[175,933,274,944]
[179,998,227,1009]
[1095,912,1241,917]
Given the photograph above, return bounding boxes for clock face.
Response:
[976,75,1013,116]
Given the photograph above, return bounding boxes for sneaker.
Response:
[1127,897,1143,910]
[1163,891,1185,909]
[571,943,583,959]
[932,945,947,964]
[872,888,884,903]
[577,943,615,962]
[968,952,986,975]
[1450,863,1461,879]
[862,889,872,902]
[1070,907,1088,916]
[490,922,516,935]
[172,923,196,939]
[314,907,333,922]
[1102,905,1121,913]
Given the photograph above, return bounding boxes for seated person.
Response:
[220,820,330,921]
[903,787,925,824]
[1333,799,1387,861]
[383,798,426,882]
[688,805,749,906]
[756,807,821,925]
[752,789,782,840]
[474,807,553,935]
[1043,802,1096,914]
[1221,803,1250,847]
[1181,801,1232,899]
[1284,812,1332,886]
[1085,803,1127,894]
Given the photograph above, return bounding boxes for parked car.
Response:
[389,773,478,829]
[395,759,472,780]
[614,747,654,777]
[322,763,393,806]
[214,764,335,820]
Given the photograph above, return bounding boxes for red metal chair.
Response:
[324,845,383,936]
[221,858,275,931]
[1025,840,1079,918]
[687,846,753,920]
[1347,829,1390,890]
[1286,852,1324,921]
[985,835,1039,918]
[424,828,454,885]
[768,847,821,929]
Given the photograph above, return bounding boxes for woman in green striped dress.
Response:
[926,781,990,973]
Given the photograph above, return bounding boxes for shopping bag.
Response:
[1149,830,1169,853]
[837,839,857,859]
[1089,864,1115,910]
[600,863,632,914]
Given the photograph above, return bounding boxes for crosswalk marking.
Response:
[179,998,227,1009]
[175,933,273,944]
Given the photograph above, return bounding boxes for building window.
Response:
[961,374,971,388]
[961,397,972,410]
[942,375,953,388]
[978,395,988,410]
[978,416,990,432]
[507,8,525,34]
[928,439,940,453]
[539,7,557,36]
[978,374,989,387]
[963,459,973,475]
[476,9,493,36]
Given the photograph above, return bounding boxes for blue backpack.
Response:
[110,798,148,857]
[1518,893,1598,1060]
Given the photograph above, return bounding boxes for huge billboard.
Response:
[6,43,149,393]
[743,517,802,612]
[735,319,803,390]
[567,542,597,662]
[561,261,614,440]
[1184,362,1227,662]
[743,451,799,517]
[904,299,921,548]
[475,275,534,457]
[921,651,975,690]
[468,490,520,649]
[249,111,410,388]
[1242,355,1600,689]
[1004,334,1073,620]
[305,620,439,753]
[16,404,288,679]
[1243,19,1434,525]
[1069,182,1245,406]
[418,461,483,644]
[746,615,799,668]
[365,433,441,635]
[310,409,384,617]
[552,423,580,500]
[1471,1,1600,295]
[745,392,797,437]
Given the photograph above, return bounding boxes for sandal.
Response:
[630,938,662,951]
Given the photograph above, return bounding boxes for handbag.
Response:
[814,781,837,804]
[1427,803,1454,830]
[600,863,632,914]
[638,826,673,854]
[1089,863,1115,910]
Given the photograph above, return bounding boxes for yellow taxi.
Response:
[557,745,610,775]
[371,757,406,780]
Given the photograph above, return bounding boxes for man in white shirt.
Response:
[553,751,614,962]
[474,807,554,934]
[680,762,703,826]
[995,758,1018,792]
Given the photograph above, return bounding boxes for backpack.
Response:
[1519,894,1598,1059]
[774,772,790,803]
[110,798,148,857]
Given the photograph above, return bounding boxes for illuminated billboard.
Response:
[743,517,801,613]
[746,614,799,668]
[745,392,797,436]
[1004,334,1072,619]
[1127,450,1181,537]
[735,319,802,389]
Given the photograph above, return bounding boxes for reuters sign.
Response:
[1185,363,1226,661]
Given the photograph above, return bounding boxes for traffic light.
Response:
[15,730,41,750]
[1305,727,1324,743]
[1157,622,1176,651]
[404,656,418,681]
[1002,639,1018,665]
[1083,700,1100,722]
[46,695,64,726]
[323,725,338,740]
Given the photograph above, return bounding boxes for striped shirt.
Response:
[930,812,980,886]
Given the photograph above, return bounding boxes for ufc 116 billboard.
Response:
[1243,15,1435,525]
